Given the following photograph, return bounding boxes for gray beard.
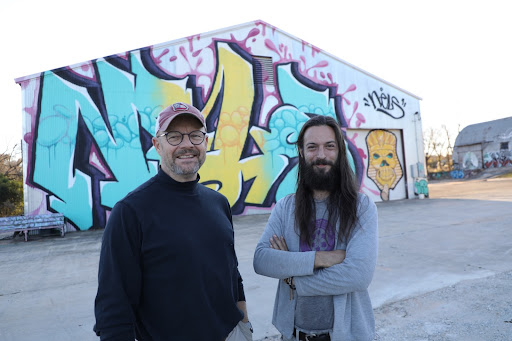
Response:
[170,161,201,175]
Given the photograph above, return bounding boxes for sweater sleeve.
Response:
[234,222,246,302]
[226,199,246,302]
[237,270,246,302]
[94,201,142,340]
[294,195,378,296]
[253,197,316,279]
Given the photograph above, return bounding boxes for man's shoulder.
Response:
[118,176,159,205]
[275,193,296,209]
[197,183,230,202]
[356,192,369,203]
[357,192,375,205]
[356,192,377,216]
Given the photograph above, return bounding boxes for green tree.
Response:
[0,173,23,216]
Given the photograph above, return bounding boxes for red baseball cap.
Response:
[155,102,206,135]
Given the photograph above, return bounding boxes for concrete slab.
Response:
[0,177,511,340]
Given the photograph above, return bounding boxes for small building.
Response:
[453,117,512,170]
[14,20,425,231]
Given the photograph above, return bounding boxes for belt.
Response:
[294,329,331,341]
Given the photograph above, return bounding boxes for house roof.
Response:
[14,20,421,100]
[454,116,512,147]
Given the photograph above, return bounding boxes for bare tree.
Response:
[424,127,445,171]
[0,143,22,181]
[441,124,454,170]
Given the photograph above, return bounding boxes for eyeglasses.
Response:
[157,130,206,146]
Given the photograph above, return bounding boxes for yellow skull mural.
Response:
[366,130,403,201]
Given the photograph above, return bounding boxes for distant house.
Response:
[453,117,512,170]
[15,20,425,231]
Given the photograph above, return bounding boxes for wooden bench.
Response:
[0,213,66,242]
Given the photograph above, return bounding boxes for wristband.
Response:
[284,277,296,290]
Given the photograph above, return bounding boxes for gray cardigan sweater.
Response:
[253,193,378,341]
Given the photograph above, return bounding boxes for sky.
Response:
[1,0,511,154]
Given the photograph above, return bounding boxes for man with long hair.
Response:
[254,115,378,341]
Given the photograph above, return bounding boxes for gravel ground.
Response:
[3,171,511,341]
[374,271,512,341]
[255,272,512,341]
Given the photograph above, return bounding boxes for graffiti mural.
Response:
[450,169,464,179]
[18,21,419,230]
[462,151,479,170]
[414,178,429,197]
[363,87,414,119]
[483,150,512,168]
[366,130,403,201]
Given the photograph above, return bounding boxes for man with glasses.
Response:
[95,102,252,340]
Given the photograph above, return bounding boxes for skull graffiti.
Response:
[366,130,403,200]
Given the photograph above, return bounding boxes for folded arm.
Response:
[253,199,316,278]
[254,194,378,297]
[253,197,347,279]
[294,197,378,296]
[270,234,346,269]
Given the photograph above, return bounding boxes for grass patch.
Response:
[496,170,512,178]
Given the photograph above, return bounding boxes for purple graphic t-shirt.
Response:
[295,199,335,333]
[299,216,336,252]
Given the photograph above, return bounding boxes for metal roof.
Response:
[454,116,512,147]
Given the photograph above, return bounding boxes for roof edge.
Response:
[14,19,422,100]
[454,116,512,147]
[254,20,422,100]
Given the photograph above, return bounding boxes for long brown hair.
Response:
[295,115,359,245]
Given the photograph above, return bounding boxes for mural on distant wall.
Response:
[462,151,478,170]
[483,150,512,168]
[450,169,464,179]
[366,129,403,200]
[20,22,413,230]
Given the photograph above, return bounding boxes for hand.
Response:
[314,249,346,269]
[269,235,294,287]
[236,301,249,322]
[269,235,289,251]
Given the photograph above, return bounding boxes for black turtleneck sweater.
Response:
[94,168,245,341]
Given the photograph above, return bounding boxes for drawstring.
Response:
[284,277,296,300]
